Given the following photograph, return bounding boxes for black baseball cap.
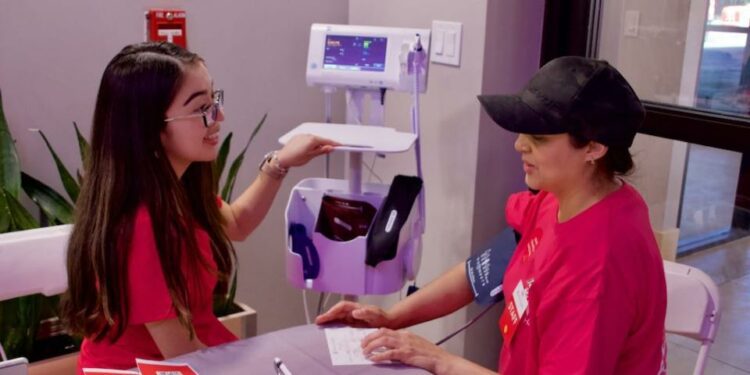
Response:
[478,56,645,148]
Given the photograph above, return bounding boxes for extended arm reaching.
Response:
[316,261,473,329]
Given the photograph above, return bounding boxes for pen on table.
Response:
[274,357,293,375]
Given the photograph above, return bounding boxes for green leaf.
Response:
[0,89,21,199]
[74,121,89,185]
[34,129,80,203]
[226,272,238,312]
[0,187,10,232]
[221,154,244,201]
[212,132,233,192]
[21,172,74,224]
[0,295,42,359]
[212,272,239,317]
[243,113,267,155]
[73,121,90,169]
[2,188,39,230]
[221,113,267,201]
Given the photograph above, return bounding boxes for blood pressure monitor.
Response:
[306,23,430,92]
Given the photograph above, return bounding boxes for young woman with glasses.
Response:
[60,42,337,373]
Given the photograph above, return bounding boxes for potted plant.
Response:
[0,88,265,372]
[0,89,80,373]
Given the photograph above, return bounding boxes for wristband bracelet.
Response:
[259,150,289,179]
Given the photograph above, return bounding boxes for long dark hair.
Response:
[61,42,235,342]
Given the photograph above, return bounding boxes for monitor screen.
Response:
[323,34,387,72]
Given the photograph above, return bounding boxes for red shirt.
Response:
[77,206,236,373]
[500,183,667,374]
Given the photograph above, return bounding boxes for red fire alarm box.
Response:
[146,9,187,48]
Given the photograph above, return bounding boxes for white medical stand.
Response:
[281,24,430,296]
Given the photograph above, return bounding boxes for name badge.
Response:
[512,280,529,317]
[499,280,529,343]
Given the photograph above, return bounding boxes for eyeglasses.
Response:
[164,89,224,128]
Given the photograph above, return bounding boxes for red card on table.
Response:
[136,358,199,375]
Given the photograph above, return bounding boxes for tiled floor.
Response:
[667,236,750,374]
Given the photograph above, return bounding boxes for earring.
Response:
[588,158,595,165]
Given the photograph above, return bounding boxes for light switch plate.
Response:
[431,20,462,66]
[624,10,640,37]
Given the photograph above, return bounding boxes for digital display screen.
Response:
[323,34,387,72]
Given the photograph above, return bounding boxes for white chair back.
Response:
[0,225,72,301]
[0,357,28,375]
[664,260,721,375]
[0,225,72,366]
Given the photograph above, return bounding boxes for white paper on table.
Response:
[324,327,392,366]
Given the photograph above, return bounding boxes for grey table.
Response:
[173,324,431,374]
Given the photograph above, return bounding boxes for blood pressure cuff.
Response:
[315,195,377,242]
[365,175,423,267]
[465,227,517,305]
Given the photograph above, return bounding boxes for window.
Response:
[543,0,749,256]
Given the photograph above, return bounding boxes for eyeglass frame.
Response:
[164,89,224,128]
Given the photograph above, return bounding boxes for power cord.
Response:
[302,289,311,325]
[434,301,500,346]
[317,292,332,316]
[362,156,383,183]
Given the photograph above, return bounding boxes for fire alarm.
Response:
[146,9,187,48]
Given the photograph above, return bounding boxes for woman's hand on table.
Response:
[315,301,393,328]
[360,328,459,374]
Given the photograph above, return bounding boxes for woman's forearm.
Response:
[436,353,498,375]
[388,262,474,329]
[146,318,207,359]
[223,172,283,241]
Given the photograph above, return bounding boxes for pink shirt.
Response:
[78,206,236,373]
[500,183,667,374]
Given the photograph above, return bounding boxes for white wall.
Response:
[0,0,349,334]
[350,0,543,369]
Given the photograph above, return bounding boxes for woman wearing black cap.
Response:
[317,56,667,374]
